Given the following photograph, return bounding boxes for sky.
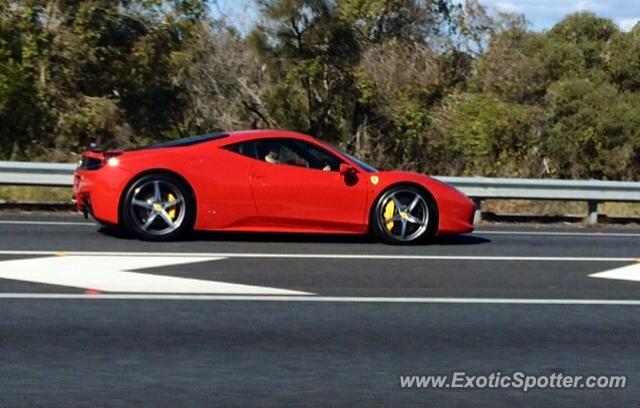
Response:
[481,0,640,31]
[212,0,640,32]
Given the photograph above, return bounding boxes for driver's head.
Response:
[263,143,279,163]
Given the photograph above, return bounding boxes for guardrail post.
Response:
[473,199,483,224]
[587,201,599,225]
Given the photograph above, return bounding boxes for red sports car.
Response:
[73,130,475,244]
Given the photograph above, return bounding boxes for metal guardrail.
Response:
[436,176,640,224]
[2,161,640,224]
[0,161,76,187]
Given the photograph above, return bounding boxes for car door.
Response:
[249,138,369,231]
[193,144,259,230]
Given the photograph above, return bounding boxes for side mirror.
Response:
[339,163,357,175]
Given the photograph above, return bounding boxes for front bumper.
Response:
[437,191,476,235]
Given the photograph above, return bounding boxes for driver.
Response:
[264,145,280,164]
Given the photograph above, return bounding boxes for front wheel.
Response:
[121,173,195,241]
[371,186,437,245]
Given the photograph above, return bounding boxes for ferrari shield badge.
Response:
[370,175,380,185]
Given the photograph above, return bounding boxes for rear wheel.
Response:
[371,186,437,245]
[121,173,195,241]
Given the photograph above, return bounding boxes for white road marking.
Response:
[478,230,640,238]
[0,294,638,305]
[0,220,94,226]
[0,250,634,262]
[0,255,311,295]
[590,263,640,282]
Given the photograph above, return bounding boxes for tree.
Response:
[338,0,459,43]
[549,12,618,71]
[606,26,640,92]
[470,13,547,104]
[250,0,361,143]
[428,93,545,177]
[249,0,486,169]
[544,77,640,180]
[177,24,277,133]
[0,0,208,160]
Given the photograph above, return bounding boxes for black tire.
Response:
[120,173,195,241]
[370,185,437,245]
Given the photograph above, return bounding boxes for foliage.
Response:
[1,1,639,181]
[429,94,545,177]
[544,78,640,179]
[0,0,206,160]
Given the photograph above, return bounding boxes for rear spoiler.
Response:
[79,145,123,170]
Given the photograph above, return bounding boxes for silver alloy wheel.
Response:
[378,189,429,242]
[129,180,186,236]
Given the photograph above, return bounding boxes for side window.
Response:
[256,139,343,172]
[291,140,342,172]
[226,141,257,159]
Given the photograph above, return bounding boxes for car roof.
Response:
[221,129,317,144]
[123,130,324,155]
[149,132,229,148]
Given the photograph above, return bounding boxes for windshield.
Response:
[322,142,378,173]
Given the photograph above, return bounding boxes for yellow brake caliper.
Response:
[383,200,395,231]
[167,193,177,220]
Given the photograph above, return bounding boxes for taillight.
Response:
[104,151,123,168]
[78,150,122,170]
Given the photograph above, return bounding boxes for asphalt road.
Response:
[1,212,640,407]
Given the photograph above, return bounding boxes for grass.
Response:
[483,199,640,218]
[0,186,72,203]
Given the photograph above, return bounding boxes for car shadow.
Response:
[98,227,491,246]
[432,234,491,246]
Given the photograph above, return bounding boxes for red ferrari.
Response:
[73,130,475,244]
